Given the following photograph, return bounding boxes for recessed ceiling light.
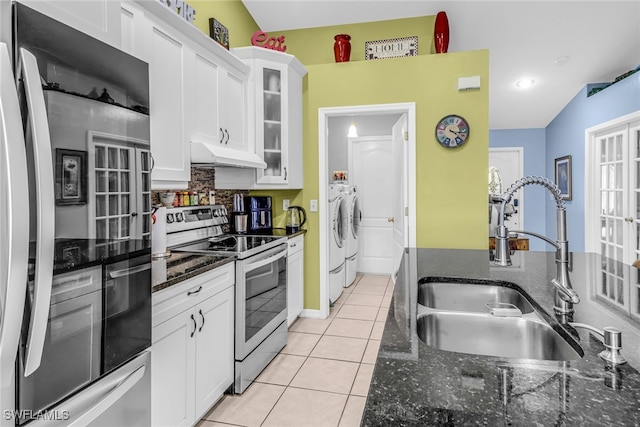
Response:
[515,79,535,89]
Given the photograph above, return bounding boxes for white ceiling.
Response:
[241,1,640,130]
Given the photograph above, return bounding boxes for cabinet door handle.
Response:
[224,129,229,144]
[198,309,205,332]
[284,167,287,180]
[190,314,196,338]
[219,128,224,144]
[187,286,202,296]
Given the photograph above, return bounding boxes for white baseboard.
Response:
[298,308,328,319]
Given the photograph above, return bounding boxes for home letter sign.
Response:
[251,31,287,52]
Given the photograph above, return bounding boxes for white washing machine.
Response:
[345,186,361,287]
[328,184,346,303]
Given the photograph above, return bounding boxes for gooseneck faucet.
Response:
[494,176,580,314]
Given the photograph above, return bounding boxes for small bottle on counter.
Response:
[190,192,197,206]
[177,191,184,207]
[182,191,190,206]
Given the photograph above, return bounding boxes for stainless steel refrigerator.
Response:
[1,3,152,426]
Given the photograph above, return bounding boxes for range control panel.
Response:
[165,205,228,233]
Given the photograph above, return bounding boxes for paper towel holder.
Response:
[152,206,172,259]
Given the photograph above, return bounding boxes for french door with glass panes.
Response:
[90,133,152,242]
[587,115,640,266]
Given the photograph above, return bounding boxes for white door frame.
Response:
[488,147,524,230]
[584,110,640,254]
[312,103,417,319]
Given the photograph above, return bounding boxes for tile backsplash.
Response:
[152,167,249,216]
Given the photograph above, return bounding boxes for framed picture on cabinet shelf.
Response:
[554,155,572,201]
[55,148,87,205]
[209,17,229,49]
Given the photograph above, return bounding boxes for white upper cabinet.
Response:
[18,0,121,47]
[215,47,307,189]
[122,1,250,189]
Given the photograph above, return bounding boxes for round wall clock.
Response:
[435,114,470,148]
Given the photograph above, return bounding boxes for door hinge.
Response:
[403,131,408,141]
[404,207,408,216]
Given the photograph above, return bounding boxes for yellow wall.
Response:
[300,52,489,309]
[276,16,436,65]
[190,0,259,48]
[188,9,489,311]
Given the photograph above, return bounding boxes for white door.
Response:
[392,115,407,281]
[489,148,524,230]
[349,136,393,274]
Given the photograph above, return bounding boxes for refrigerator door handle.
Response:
[67,363,146,427]
[19,48,56,376]
[0,43,30,387]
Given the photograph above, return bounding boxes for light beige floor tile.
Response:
[204,382,285,427]
[196,421,241,427]
[290,357,359,394]
[289,316,333,334]
[325,318,374,339]
[381,295,393,308]
[362,340,381,364]
[345,293,383,307]
[310,335,368,362]
[351,284,387,296]
[358,274,390,286]
[376,306,389,322]
[255,353,306,386]
[328,302,343,319]
[338,395,367,427]
[262,387,347,427]
[370,321,385,340]
[350,363,374,396]
[336,304,379,321]
[281,331,321,356]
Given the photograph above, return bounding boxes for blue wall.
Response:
[545,73,640,251]
[489,129,547,251]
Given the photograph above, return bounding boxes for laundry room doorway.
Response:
[317,103,416,318]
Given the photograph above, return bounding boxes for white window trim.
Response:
[584,110,640,254]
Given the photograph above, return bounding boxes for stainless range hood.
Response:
[191,141,267,169]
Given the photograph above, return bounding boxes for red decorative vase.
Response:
[334,34,351,62]
[434,11,450,53]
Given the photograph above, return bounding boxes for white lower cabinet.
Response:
[287,235,304,326]
[152,264,235,427]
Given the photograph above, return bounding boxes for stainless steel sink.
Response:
[417,312,583,361]
[418,278,535,314]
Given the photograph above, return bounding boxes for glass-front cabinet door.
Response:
[256,62,289,185]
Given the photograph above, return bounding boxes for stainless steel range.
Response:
[166,205,288,394]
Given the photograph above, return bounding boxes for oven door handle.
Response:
[108,263,151,279]
[244,247,287,274]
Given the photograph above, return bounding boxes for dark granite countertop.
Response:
[362,249,640,426]
[31,238,152,277]
[152,251,235,293]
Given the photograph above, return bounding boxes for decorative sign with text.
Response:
[157,0,196,23]
[251,31,287,52]
[365,36,418,60]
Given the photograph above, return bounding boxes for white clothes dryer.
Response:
[328,184,347,303]
[345,186,361,287]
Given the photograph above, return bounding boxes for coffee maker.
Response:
[232,194,248,234]
[248,196,273,234]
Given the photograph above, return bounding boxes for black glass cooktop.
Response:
[172,234,286,259]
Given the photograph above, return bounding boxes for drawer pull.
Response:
[187,286,202,296]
